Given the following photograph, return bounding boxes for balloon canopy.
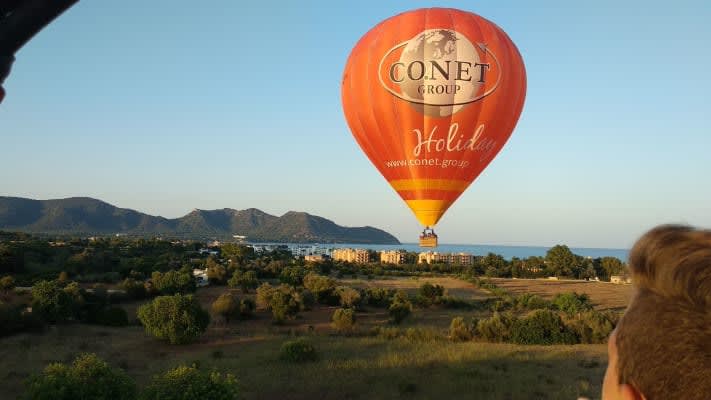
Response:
[341,8,526,230]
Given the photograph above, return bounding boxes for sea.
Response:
[256,242,630,261]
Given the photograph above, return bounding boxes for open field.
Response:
[0,323,608,400]
[490,278,634,311]
[0,276,619,399]
[340,276,491,300]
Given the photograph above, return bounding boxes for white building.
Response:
[193,268,209,287]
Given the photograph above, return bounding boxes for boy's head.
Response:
[602,224,711,400]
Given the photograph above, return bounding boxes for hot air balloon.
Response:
[341,8,526,247]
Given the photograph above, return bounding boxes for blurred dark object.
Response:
[0,0,78,105]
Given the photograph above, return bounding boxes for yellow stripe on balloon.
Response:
[389,179,470,192]
[404,199,455,227]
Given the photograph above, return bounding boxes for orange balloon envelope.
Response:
[341,8,526,231]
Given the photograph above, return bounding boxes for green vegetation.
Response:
[137,294,210,344]
[140,364,238,400]
[23,353,136,400]
[280,338,318,363]
[331,308,356,334]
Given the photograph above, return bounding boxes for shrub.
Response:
[552,292,593,315]
[31,280,75,323]
[363,287,395,307]
[510,310,577,345]
[335,286,362,309]
[303,273,337,304]
[388,298,412,324]
[228,270,258,293]
[449,316,473,341]
[331,308,356,334]
[139,364,238,400]
[239,298,255,319]
[151,270,195,295]
[0,275,15,294]
[297,289,315,311]
[280,338,318,362]
[513,293,550,311]
[206,258,227,284]
[211,292,239,323]
[476,312,516,342]
[279,266,307,286]
[418,282,445,300]
[23,353,136,400]
[257,283,301,323]
[137,294,210,344]
[567,310,618,344]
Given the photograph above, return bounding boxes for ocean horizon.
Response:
[253,242,630,261]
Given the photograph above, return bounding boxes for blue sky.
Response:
[1,0,710,248]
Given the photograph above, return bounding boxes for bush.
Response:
[279,266,307,286]
[513,293,550,311]
[23,353,136,400]
[139,364,238,400]
[0,275,15,294]
[476,312,516,342]
[151,270,195,295]
[552,292,593,315]
[31,280,75,323]
[297,289,315,311]
[449,317,473,341]
[363,287,395,307]
[211,292,239,322]
[137,294,210,344]
[388,298,412,324]
[257,283,301,323]
[228,270,259,293]
[303,273,338,305]
[331,308,356,334]
[239,298,255,319]
[510,310,577,345]
[120,278,147,300]
[567,310,618,344]
[418,282,445,300]
[335,286,362,309]
[280,338,318,363]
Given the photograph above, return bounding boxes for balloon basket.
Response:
[419,228,438,248]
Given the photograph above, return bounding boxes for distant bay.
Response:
[257,242,630,261]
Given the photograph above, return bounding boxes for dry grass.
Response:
[340,276,491,300]
[0,323,608,400]
[490,278,634,311]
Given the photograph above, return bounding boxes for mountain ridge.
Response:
[0,196,400,244]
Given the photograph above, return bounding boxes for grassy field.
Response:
[490,278,633,311]
[0,276,617,399]
[0,323,608,400]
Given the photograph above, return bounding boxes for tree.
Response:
[280,266,307,286]
[31,280,74,323]
[211,292,239,323]
[597,257,627,281]
[552,292,593,315]
[206,257,227,284]
[139,364,238,400]
[151,270,195,295]
[23,353,136,400]
[545,245,578,277]
[256,283,301,323]
[137,294,209,344]
[510,310,577,345]
[303,273,337,304]
[57,271,69,284]
[0,275,15,294]
[481,253,509,277]
[228,270,258,293]
[331,308,356,334]
[335,286,362,309]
